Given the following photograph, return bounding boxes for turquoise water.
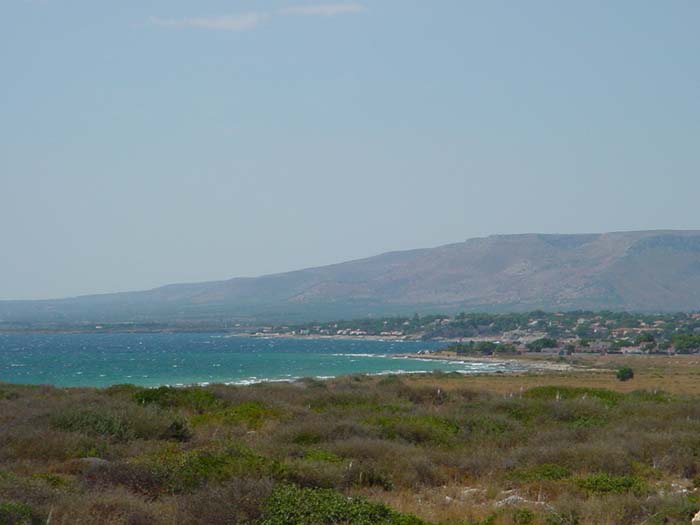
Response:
[0,333,524,387]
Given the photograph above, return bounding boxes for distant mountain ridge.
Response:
[2,230,700,323]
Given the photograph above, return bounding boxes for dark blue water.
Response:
[0,333,523,387]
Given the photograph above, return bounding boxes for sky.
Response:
[1,1,699,300]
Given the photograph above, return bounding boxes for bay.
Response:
[0,333,524,387]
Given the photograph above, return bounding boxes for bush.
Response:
[524,386,624,406]
[396,385,449,405]
[160,420,192,442]
[377,375,403,387]
[81,462,165,497]
[292,431,323,446]
[48,489,161,525]
[51,409,190,442]
[327,438,444,488]
[545,510,581,525]
[304,449,343,463]
[259,484,425,525]
[284,458,348,489]
[513,508,535,525]
[138,444,280,493]
[371,415,459,445]
[309,393,397,414]
[464,415,513,436]
[52,411,136,441]
[176,477,274,524]
[511,463,572,482]
[0,502,35,525]
[577,473,647,495]
[616,367,634,382]
[133,387,219,413]
[0,389,20,401]
[191,401,279,429]
[346,463,395,490]
[104,384,143,397]
[626,390,674,402]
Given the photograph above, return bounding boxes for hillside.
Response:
[2,230,700,324]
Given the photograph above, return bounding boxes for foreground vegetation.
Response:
[2,359,700,524]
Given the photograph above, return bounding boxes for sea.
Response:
[0,333,525,388]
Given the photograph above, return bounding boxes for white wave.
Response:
[331,353,388,358]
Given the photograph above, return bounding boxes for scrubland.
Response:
[2,356,700,524]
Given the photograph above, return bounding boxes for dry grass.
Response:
[413,354,700,396]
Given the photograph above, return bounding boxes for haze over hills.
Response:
[2,230,700,325]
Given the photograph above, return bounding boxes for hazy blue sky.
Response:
[2,1,699,300]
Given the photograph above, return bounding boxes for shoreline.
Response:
[393,351,576,372]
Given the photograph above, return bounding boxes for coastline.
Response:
[226,332,424,342]
[393,351,575,372]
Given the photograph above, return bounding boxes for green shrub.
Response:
[371,415,459,445]
[283,458,347,489]
[103,384,143,397]
[51,409,190,442]
[32,473,69,488]
[52,411,136,441]
[292,431,323,446]
[500,401,548,423]
[310,393,403,414]
[81,462,165,497]
[576,473,647,495]
[259,484,425,525]
[616,367,634,382]
[549,403,609,429]
[377,375,403,387]
[176,477,274,524]
[464,415,513,436]
[396,385,449,405]
[0,389,20,401]
[191,401,279,429]
[347,464,394,490]
[160,419,192,442]
[545,510,581,525]
[626,390,675,403]
[0,502,35,525]
[511,463,572,481]
[304,449,343,463]
[513,508,535,525]
[525,386,624,406]
[139,444,280,492]
[133,386,219,412]
[643,496,700,525]
[565,414,607,429]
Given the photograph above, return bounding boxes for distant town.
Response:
[253,311,700,355]
[5,310,700,355]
